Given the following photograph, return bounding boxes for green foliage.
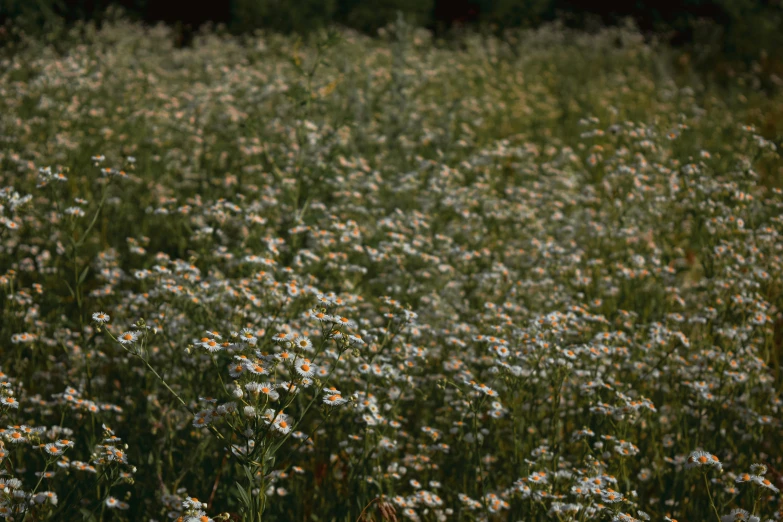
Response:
[0,0,66,41]
[475,0,555,29]
[1,18,783,522]
[335,0,434,33]
[230,0,338,35]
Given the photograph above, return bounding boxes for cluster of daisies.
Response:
[1,15,783,522]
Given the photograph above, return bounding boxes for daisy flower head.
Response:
[601,490,624,503]
[472,382,499,397]
[64,206,85,217]
[686,450,722,471]
[200,339,223,353]
[272,331,293,343]
[254,382,280,401]
[192,411,213,429]
[33,491,58,505]
[294,336,313,352]
[239,328,258,345]
[106,446,127,463]
[315,293,337,307]
[44,443,62,456]
[228,359,250,378]
[333,315,356,329]
[183,496,206,510]
[273,413,292,434]
[3,218,20,230]
[185,513,213,522]
[720,508,757,522]
[11,332,36,344]
[403,309,418,322]
[1,396,18,409]
[279,381,299,395]
[309,309,335,323]
[323,392,348,406]
[347,333,365,346]
[8,431,26,443]
[751,475,780,493]
[295,359,316,378]
[248,361,267,376]
[275,351,293,363]
[92,312,110,323]
[118,331,139,345]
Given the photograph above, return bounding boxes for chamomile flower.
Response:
[323,392,348,406]
[118,331,139,345]
[1,397,18,409]
[254,383,279,401]
[272,413,293,434]
[185,513,213,522]
[720,508,758,522]
[205,330,222,340]
[228,361,249,378]
[192,411,213,429]
[686,450,722,470]
[43,443,63,456]
[200,339,223,352]
[272,331,293,343]
[309,310,334,323]
[247,361,267,375]
[601,490,624,503]
[92,312,110,323]
[33,491,58,505]
[275,351,294,363]
[7,431,26,444]
[295,359,316,378]
[293,336,313,351]
[751,475,780,492]
[183,497,206,510]
[55,439,75,448]
[333,315,356,329]
[239,328,258,344]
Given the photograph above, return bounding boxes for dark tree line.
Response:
[2,0,782,61]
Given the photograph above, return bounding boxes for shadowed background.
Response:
[2,0,782,59]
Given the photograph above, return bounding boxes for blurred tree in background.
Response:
[1,0,782,64]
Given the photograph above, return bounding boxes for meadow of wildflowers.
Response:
[1,16,783,522]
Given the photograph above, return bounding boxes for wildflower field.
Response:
[2,17,783,522]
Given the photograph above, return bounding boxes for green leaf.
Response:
[242,464,256,483]
[234,481,252,507]
[78,265,90,285]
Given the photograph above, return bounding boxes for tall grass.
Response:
[0,17,782,521]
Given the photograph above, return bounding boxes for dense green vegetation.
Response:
[3,0,783,56]
[1,15,783,522]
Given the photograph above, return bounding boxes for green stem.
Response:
[702,472,722,522]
